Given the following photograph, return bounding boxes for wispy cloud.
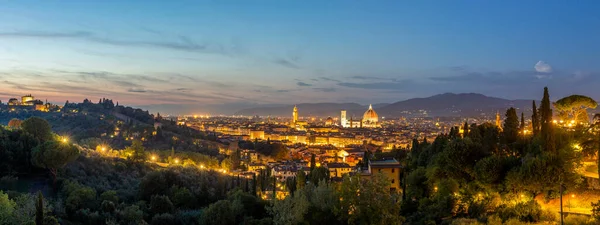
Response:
[320,77,341,82]
[296,82,312,87]
[337,79,412,90]
[273,58,300,69]
[0,30,92,38]
[313,87,336,92]
[128,88,148,93]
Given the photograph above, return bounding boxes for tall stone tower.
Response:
[292,105,298,125]
[495,111,502,130]
[341,110,347,127]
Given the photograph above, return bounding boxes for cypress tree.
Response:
[272,176,277,200]
[463,121,469,137]
[532,101,540,135]
[503,107,519,144]
[310,154,316,172]
[252,174,257,196]
[540,87,555,152]
[520,112,525,132]
[36,191,44,225]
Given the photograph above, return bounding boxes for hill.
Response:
[234,103,383,117]
[377,93,534,117]
[234,93,534,118]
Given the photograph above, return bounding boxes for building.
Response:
[290,105,308,130]
[21,94,34,106]
[326,162,353,178]
[325,117,334,126]
[495,111,503,131]
[368,158,402,192]
[362,104,380,128]
[340,105,381,128]
[8,98,19,106]
[292,105,298,125]
[340,110,348,127]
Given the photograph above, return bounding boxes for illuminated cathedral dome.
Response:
[362,104,378,123]
[325,117,334,126]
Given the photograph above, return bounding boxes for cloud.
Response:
[296,82,312,87]
[350,75,398,81]
[320,77,341,82]
[313,87,336,92]
[276,90,291,93]
[534,61,552,73]
[337,80,412,90]
[0,30,92,38]
[272,58,300,69]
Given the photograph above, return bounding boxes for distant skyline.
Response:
[1,1,600,114]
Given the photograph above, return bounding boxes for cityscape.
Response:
[1,1,600,225]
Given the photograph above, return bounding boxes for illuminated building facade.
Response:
[362,104,381,128]
[368,158,402,192]
[21,94,34,106]
[340,110,348,127]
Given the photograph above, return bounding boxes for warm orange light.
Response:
[61,137,69,143]
[571,194,575,198]
[553,120,558,124]
[151,156,157,161]
[174,158,180,164]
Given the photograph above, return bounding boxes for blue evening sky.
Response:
[1,0,599,114]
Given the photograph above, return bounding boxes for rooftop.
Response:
[369,158,402,168]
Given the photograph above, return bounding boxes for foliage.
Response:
[150,195,174,214]
[32,140,80,183]
[8,118,23,129]
[554,94,598,122]
[503,107,519,145]
[0,190,16,225]
[22,116,53,142]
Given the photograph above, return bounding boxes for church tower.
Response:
[495,111,502,130]
[292,105,298,125]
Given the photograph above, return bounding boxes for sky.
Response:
[1,0,600,114]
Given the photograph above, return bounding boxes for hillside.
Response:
[377,93,534,117]
[234,103,383,117]
[234,93,535,118]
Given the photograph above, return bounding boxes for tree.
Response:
[36,192,43,225]
[310,154,316,172]
[540,87,555,152]
[503,107,519,144]
[31,141,80,185]
[337,174,404,225]
[582,114,600,176]
[285,177,297,196]
[296,170,306,190]
[8,118,23,129]
[463,121,469,137]
[231,149,241,170]
[520,112,525,133]
[21,117,52,142]
[150,195,174,215]
[309,167,330,185]
[554,95,597,123]
[532,101,540,136]
[0,190,16,225]
[127,140,146,162]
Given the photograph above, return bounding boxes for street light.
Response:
[151,155,157,161]
[61,137,69,143]
[174,158,180,164]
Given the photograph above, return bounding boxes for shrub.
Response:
[151,213,175,225]
[150,195,174,215]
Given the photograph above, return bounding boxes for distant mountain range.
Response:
[234,93,535,118]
